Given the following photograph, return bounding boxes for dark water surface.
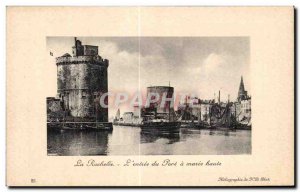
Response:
[47,126,251,156]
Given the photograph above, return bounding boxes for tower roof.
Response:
[237,76,248,101]
[238,76,245,93]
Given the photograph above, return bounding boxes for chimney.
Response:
[218,90,220,104]
[74,37,78,56]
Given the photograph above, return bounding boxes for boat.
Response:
[178,103,210,129]
[47,107,113,132]
[83,123,113,131]
[141,119,181,128]
[140,104,181,133]
[48,122,113,132]
[233,116,251,130]
[140,119,181,133]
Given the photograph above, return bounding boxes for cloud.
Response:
[202,53,225,74]
[99,41,139,92]
[99,37,250,116]
[184,53,230,75]
[47,37,250,117]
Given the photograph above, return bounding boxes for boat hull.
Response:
[140,122,181,133]
[113,122,141,127]
[47,122,113,132]
[180,121,211,129]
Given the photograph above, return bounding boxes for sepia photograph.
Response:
[47,37,251,156]
[6,6,294,187]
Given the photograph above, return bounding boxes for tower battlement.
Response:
[71,37,99,57]
[56,55,109,67]
[56,38,109,67]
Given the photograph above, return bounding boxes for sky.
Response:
[47,37,250,118]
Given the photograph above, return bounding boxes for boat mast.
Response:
[168,92,171,122]
[199,101,201,124]
[234,102,237,128]
[168,81,171,122]
[168,102,171,121]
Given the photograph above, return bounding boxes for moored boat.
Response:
[141,119,181,128]
[47,122,113,132]
[140,119,181,133]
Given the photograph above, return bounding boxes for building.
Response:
[237,76,248,102]
[133,105,141,118]
[177,97,214,124]
[47,97,63,113]
[50,37,109,122]
[235,98,251,122]
[47,97,65,121]
[122,112,134,123]
[199,100,214,123]
[235,76,251,123]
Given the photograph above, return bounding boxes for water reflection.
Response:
[47,126,251,156]
[47,129,111,156]
[140,130,180,144]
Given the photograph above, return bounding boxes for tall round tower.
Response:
[56,38,109,122]
[146,86,174,113]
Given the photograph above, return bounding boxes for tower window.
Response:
[82,91,87,99]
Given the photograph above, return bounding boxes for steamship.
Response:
[114,85,181,132]
[140,115,181,132]
[140,85,181,132]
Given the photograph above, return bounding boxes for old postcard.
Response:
[6,7,294,186]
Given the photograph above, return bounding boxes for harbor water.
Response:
[47,126,251,156]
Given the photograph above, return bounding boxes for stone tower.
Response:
[56,38,109,122]
[237,76,248,102]
[146,86,174,113]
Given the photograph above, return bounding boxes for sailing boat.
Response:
[179,98,194,128]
